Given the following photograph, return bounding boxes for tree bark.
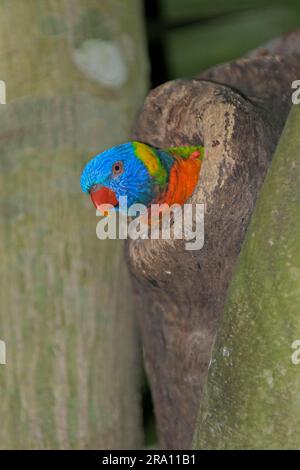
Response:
[128,30,300,449]
[0,0,148,449]
[193,102,300,450]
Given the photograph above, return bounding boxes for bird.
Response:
[80,141,204,214]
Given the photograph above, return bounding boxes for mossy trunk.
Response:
[0,0,148,449]
[193,104,300,449]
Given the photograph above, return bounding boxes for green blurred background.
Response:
[145,0,300,85]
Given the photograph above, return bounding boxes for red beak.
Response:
[90,186,118,211]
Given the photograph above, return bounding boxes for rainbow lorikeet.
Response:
[80,141,204,212]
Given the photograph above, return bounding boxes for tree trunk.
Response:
[128,30,300,449]
[193,102,300,450]
[0,0,148,449]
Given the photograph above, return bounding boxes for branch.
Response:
[127,30,300,449]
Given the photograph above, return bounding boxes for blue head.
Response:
[80,142,157,211]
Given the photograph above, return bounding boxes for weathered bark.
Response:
[193,103,300,450]
[0,0,148,449]
[128,30,300,448]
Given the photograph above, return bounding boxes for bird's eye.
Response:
[112,161,124,175]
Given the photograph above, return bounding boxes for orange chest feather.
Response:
[159,157,202,206]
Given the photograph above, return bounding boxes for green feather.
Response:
[163,145,204,159]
